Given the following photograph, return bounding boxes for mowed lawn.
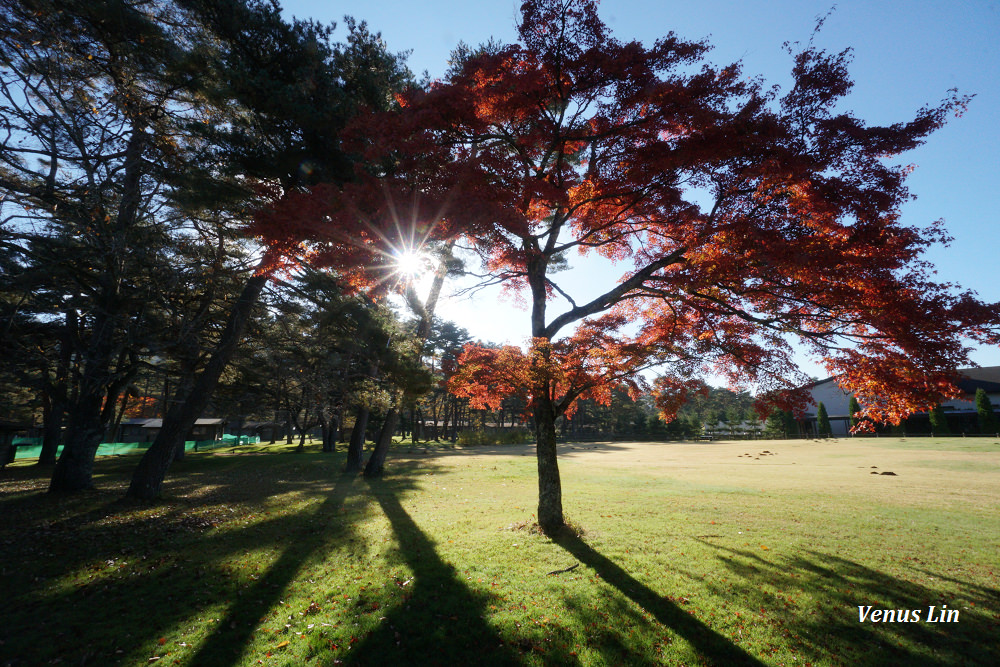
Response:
[1,437,998,666]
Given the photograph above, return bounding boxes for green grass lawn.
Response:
[1,437,998,666]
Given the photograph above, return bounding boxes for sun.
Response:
[394,249,429,279]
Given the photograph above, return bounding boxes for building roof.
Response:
[801,367,1000,416]
[806,367,1000,394]
[124,418,226,429]
[953,367,1000,395]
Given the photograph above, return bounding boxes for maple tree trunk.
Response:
[364,407,399,478]
[534,396,564,533]
[126,259,274,500]
[345,407,368,472]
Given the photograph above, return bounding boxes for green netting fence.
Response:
[10,433,260,461]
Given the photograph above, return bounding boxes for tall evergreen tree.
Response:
[928,403,951,435]
[0,0,213,491]
[126,2,413,499]
[816,402,832,437]
[783,411,800,438]
[975,388,998,435]
[848,396,861,431]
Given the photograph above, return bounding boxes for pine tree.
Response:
[783,411,800,438]
[0,0,210,491]
[975,388,998,434]
[765,410,786,437]
[816,402,832,437]
[848,396,861,431]
[928,404,951,435]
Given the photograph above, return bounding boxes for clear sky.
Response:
[280,0,1000,375]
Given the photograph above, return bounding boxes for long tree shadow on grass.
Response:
[0,457,407,666]
[696,540,1000,666]
[551,530,765,666]
[187,470,362,666]
[345,483,522,666]
[0,451,359,607]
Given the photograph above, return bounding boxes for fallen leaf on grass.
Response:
[276,640,290,648]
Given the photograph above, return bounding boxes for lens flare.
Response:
[394,249,429,279]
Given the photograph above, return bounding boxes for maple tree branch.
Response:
[546,277,578,308]
[450,272,518,298]
[544,247,687,338]
[686,289,895,348]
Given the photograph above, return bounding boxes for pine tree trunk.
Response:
[49,409,105,492]
[38,312,74,466]
[534,395,564,533]
[37,391,62,466]
[125,256,274,500]
[364,407,398,478]
[49,311,117,492]
[430,400,440,442]
[173,434,186,461]
[51,127,148,493]
[320,413,336,452]
[345,407,368,472]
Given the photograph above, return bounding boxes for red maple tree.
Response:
[257,0,1000,531]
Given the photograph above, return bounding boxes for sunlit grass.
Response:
[1,437,997,665]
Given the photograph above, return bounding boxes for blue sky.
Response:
[281,0,1000,373]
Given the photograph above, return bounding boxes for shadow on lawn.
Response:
[345,483,521,666]
[0,454,440,666]
[551,531,765,666]
[0,451,358,591]
[696,539,1000,666]
[187,470,359,666]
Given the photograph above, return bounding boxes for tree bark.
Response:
[319,412,337,452]
[364,407,398,478]
[527,247,565,532]
[125,253,276,500]
[38,390,63,466]
[38,310,75,466]
[49,308,118,492]
[534,395,564,533]
[345,407,368,472]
